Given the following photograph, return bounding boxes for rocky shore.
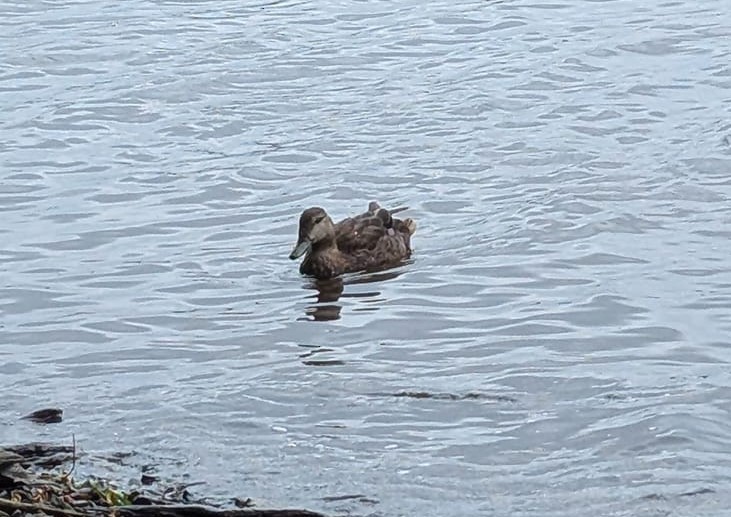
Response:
[0,442,325,517]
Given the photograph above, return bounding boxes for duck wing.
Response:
[345,222,413,271]
[343,202,409,228]
[333,202,414,269]
[335,215,388,254]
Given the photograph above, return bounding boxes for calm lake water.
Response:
[2,0,731,515]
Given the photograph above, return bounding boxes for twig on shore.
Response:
[61,433,77,482]
[115,505,327,517]
[0,496,85,517]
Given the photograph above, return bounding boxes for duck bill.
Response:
[289,238,311,260]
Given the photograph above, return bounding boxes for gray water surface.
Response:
[2,1,731,515]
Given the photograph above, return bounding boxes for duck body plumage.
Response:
[289,202,416,280]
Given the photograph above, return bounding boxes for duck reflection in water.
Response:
[300,268,407,322]
[302,278,344,321]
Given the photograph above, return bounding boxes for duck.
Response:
[289,201,416,279]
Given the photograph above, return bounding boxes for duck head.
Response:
[289,207,336,259]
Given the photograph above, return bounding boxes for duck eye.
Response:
[314,216,325,223]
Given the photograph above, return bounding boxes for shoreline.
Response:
[0,442,326,517]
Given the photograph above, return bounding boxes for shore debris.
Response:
[0,442,326,517]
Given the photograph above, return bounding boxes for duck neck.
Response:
[310,236,339,255]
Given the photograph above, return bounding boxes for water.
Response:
[2,0,731,515]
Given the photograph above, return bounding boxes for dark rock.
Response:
[20,409,63,425]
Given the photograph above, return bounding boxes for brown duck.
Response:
[289,201,416,279]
